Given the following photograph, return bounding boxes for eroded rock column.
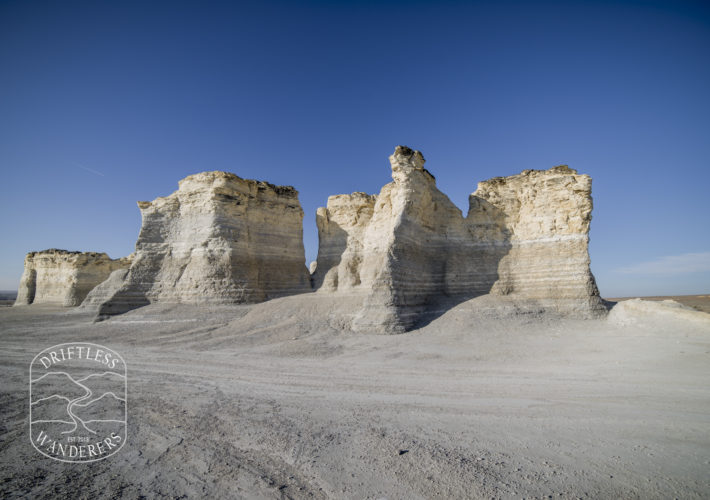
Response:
[470,166,605,316]
[14,250,130,307]
[314,146,605,333]
[95,171,311,317]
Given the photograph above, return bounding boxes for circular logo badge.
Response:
[29,342,127,462]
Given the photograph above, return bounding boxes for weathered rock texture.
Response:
[471,166,603,315]
[95,171,310,317]
[313,146,604,333]
[313,192,377,291]
[78,269,130,310]
[14,250,130,307]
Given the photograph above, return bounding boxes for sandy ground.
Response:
[1,294,709,499]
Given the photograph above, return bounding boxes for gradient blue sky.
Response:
[1,0,709,296]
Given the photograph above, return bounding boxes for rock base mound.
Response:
[608,298,710,328]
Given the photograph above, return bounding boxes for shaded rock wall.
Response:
[313,192,376,291]
[95,171,310,317]
[79,268,130,309]
[351,147,492,332]
[14,250,130,307]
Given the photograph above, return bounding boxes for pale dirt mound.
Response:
[608,298,710,328]
[90,293,592,354]
[606,294,710,314]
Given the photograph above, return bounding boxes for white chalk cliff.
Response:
[313,146,605,333]
[471,165,603,315]
[14,250,130,307]
[94,171,310,317]
[15,146,606,331]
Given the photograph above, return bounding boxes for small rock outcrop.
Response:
[314,146,604,333]
[608,299,710,328]
[94,171,310,317]
[14,250,130,307]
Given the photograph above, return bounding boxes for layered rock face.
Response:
[15,149,602,330]
[314,146,604,333]
[95,171,310,317]
[314,146,500,332]
[471,166,604,315]
[313,192,377,291]
[14,250,130,307]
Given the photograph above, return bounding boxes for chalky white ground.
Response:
[1,296,708,499]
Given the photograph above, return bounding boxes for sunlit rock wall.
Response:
[95,171,310,317]
[14,250,130,307]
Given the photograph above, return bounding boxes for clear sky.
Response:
[1,0,709,297]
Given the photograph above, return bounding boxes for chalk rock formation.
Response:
[314,146,499,332]
[14,250,130,307]
[78,268,130,309]
[314,146,604,333]
[95,171,310,317]
[470,166,604,315]
[313,192,377,291]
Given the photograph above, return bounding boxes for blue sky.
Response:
[1,0,708,297]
